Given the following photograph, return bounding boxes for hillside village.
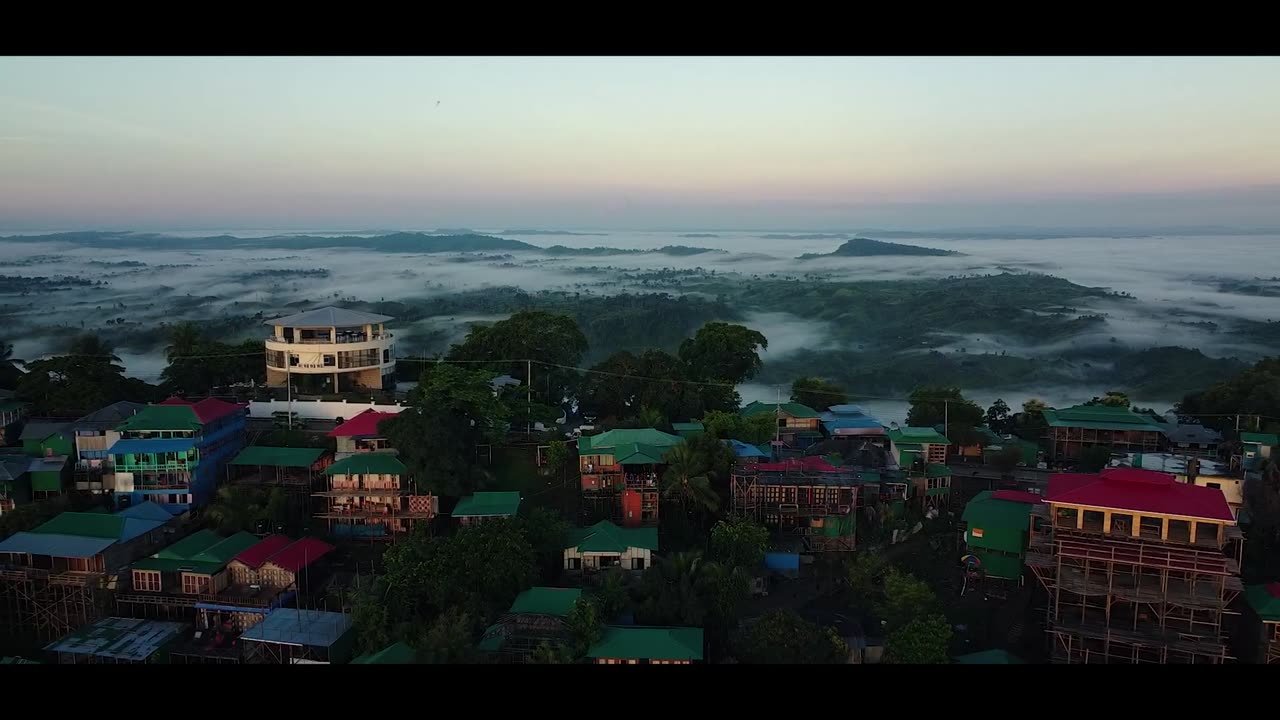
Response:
[2,307,1280,665]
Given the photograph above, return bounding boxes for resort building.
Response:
[961,490,1042,583]
[1041,404,1164,461]
[327,408,400,460]
[1110,453,1241,519]
[45,617,186,664]
[106,397,246,510]
[1026,467,1242,663]
[563,520,657,574]
[578,428,680,528]
[70,401,145,493]
[730,456,858,552]
[238,608,355,664]
[314,453,436,539]
[1157,421,1223,458]
[478,586,582,662]
[452,491,521,527]
[1245,584,1280,664]
[264,306,396,393]
[587,626,704,664]
[741,401,823,449]
[886,426,950,466]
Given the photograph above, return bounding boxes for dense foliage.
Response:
[791,376,848,409]
[1177,356,1280,434]
[732,610,849,664]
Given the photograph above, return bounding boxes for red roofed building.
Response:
[1026,467,1243,664]
[327,409,400,459]
[227,535,333,590]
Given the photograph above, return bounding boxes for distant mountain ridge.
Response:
[797,237,963,259]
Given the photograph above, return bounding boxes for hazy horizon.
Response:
[4,57,1280,230]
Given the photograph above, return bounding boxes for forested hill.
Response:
[798,237,962,259]
[0,231,540,253]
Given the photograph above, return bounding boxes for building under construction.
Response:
[1026,468,1243,664]
[731,456,859,552]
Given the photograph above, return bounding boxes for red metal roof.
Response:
[1046,469,1234,522]
[991,490,1045,505]
[157,396,244,424]
[230,534,293,569]
[327,409,398,437]
[264,537,334,573]
[756,456,840,473]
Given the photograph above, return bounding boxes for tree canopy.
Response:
[905,385,984,430]
[380,364,511,496]
[678,322,768,384]
[1176,356,1280,434]
[15,336,160,416]
[732,610,848,664]
[886,614,953,664]
[446,309,587,406]
[791,376,848,410]
[701,409,776,445]
[985,398,1011,434]
[709,516,769,570]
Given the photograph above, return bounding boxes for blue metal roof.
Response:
[0,532,115,558]
[119,518,167,543]
[827,404,868,415]
[723,439,769,458]
[116,501,178,521]
[107,438,196,455]
[240,609,353,649]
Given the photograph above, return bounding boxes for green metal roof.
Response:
[961,491,1032,530]
[1246,584,1280,623]
[926,463,953,478]
[612,442,669,465]
[351,641,417,664]
[578,428,682,454]
[231,446,326,468]
[508,587,582,617]
[0,656,39,664]
[954,649,1024,664]
[31,512,125,539]
[0,399,29,413]
[1041,405,1164,432]
[115,405,202,432]
[887,427,951,446]
[324,453,407,476]
[1241,432,1280,447]
[587,626,703,661]
[672,422,704,432]
[134,530,261,575]
[452,491,521,518]
[567,520,658,553]
[741,401,821,419]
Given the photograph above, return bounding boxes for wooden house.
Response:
[327,409,399,459]
[1041,404,1164,461]
[564,520,657,574]
[578,428,679,527]
[127,529,261,598]
[886,426,951,466]
[730,456,858,552]
[315,453,436,539]
[452,491,521,527]
[912,463,954,510]
[478,586,582,662]
[1026,467,1242,663]
[587,626,704,664]
[741,401,822,449]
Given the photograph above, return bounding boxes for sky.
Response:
[2,56,1280,231]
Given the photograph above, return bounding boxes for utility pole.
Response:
[527,359,533,435]
[286,357,293,431]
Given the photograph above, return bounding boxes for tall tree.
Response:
[702,410,776,445]
[985,398,1011,434]
[791,376,848,410]
[709,516,769,570]
[446,310,588,406]
[1077,444,1114,473]
[0,340,23,390]
[678,322,768,383]
[1176,356,1280,434]
[16,353,158,417]
[566,597,604,659]
[905,385,983,429]
[1085,391,1131,408]
[414,608,479,664]
[381,364,511,496]
[879,569,943,632]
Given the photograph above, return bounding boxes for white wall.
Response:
[248,399,408,421]
[563,546,652,571]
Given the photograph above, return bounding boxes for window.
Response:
[183,573,211,595]
[323,355,335,367]
[133,570,161,592]
[1206,482,1222,490]
[568,557,581,570]
[383,349,390,364]
[633,557,645,571]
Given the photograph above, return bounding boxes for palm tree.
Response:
[661,441,720,514]
[638,551,717,627]
[530,641,575,664]
[637,405,666,430]
[165,322,203,361]
[0,341,23,368]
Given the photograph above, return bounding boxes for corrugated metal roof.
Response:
[240,609,353,648]
[1157,423,1222,445]
[587,626,703,661]
[887,427,951,445]
[508,587,582,617]
[326,409,399,437]
[452,491,521,518]
[1242,432,1280,447]
[723,439,768,458]
[1041,405,1164,432]
[231,446,326,468]
[107,437,196,455]
[45,617,185,661]
[264,306,393,327]
[1046,469,1235,522]
[27,456,67,473]
[231,535,294,569]
[32,512,125,539]
[566,520,658,553]
[0,532,115,558]
[323,453,406,476]
[264,537,334,573]
[115,405,201,432]
[741,401,821,419]
[74,401,147,430]
[116,501,178,521]
[577,428,682,453]
[119,517,167,543]
[18,421,72,442]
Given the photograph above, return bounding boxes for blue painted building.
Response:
[107,397,246,511]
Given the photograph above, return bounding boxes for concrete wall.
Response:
[563,546,651,571]
[248,399,408,421]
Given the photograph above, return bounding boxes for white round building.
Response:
[264,307,396,393]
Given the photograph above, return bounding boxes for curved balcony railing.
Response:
[266,333,393,345]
